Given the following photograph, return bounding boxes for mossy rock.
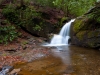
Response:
[73,16,89,34]
[76,31,87,40]
[71,2,100,48]
[87,29,100,38]
[71,5,100,48]
[24,18,56,38]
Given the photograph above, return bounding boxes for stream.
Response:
[14,45,100,75]
[13,19,100,75]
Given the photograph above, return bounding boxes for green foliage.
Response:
[2,4,20,26]
[24,0,31,4]
[60,17,67,25]
[2,3,42,30]
[53,0,68,13]
[0,24,19,44]
[34,0,54,7]
[0,0,3,5]
[23,7,41,23]
[88,9,100,23]
[76,31,86,40]
[73,19,83,33]
[53,0,96,16]
[71,0,95,16]
[33,0,96,17]
[33,24,42,31]
[20,6,43,32]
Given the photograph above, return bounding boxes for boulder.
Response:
[22,6,66,38]
[71,3,100,48]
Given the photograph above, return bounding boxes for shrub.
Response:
[0,25,19,44]
[2,4,20,26]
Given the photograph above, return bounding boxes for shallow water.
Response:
[15,45,100,75]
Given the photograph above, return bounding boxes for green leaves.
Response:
[34,0,96,17]
[2,5,20,26]
[87,8,100,23]
[0,25,19,44]
[34,0,54,7]
[33,24,42,31]
[53,0,96,16]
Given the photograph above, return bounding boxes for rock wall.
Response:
[71,3,100,48]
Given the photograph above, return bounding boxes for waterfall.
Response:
[43,19,75,47]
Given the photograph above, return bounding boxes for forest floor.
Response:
[0,29,51,69]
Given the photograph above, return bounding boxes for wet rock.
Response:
[28,38,34,42]
[2,65,13,71]
[0,65,13,75]
[9,68,20,75]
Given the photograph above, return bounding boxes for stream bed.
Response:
[14,45,100,75]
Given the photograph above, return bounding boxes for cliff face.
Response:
[71,2,100,48]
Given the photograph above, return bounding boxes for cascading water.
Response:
[43,19,75,47]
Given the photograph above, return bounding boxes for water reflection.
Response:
[14,45,100,75]
[51,46,71,65]
[69,45,100,75]
[51,45,100,75]
[51,46,74,74]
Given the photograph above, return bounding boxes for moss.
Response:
[72,6,100,48]
[87,38,98,48]
[88,42,95,47]
[76,31,86,40]
[87,8,100,23]
[87,31,93,38]
[73,20,80,32]
[73,19,83,33]
[87,30,100,48]
[88,29,100,38]
[60,17,68,25]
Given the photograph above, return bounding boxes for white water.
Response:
[43,19,75,47]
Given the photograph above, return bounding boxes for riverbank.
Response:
[0,29,51,69]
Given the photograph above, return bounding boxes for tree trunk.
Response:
[20,0,24,6]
